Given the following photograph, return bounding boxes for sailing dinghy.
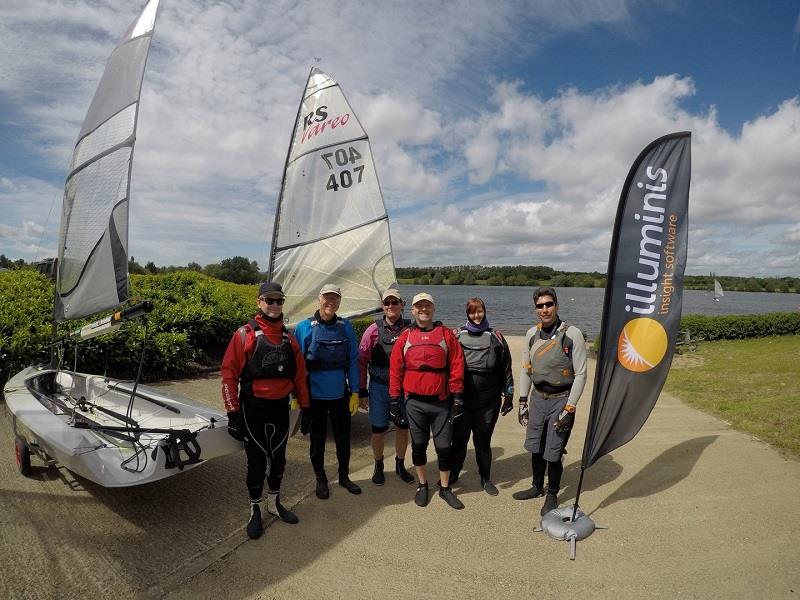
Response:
[3,0,241,487]
[268,67,399,433]
[713,278,724,302]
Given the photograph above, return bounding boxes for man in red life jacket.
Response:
[389,292,466,509]
[221,282,310,540]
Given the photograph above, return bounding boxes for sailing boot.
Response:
[414,482,429,507]
[246,499,264,539]
[315,473,330,500]
[512,482,545,500]
[438,483,465,510]
[395,457,415,483]
[541,492,559,516]
[338,473,362,495]
[371,457,385,485]
[266,490,298,524]
[481,477,499,496]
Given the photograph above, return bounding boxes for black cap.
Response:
[258,282,285,298]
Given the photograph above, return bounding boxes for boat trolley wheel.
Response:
[14,436,32,476]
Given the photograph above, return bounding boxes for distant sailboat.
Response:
[713,278,724,302]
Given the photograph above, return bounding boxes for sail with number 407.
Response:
[268,68,398,325]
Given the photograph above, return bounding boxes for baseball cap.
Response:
[258,282,285,298]
[411,292,434,306]
[319,283,342,297]
[381,288,403,301]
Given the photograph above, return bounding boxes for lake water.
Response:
[395,285,800,338]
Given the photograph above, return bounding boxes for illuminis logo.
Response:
[617,317,668,372]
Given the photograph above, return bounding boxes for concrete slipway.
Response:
[1,336,797,599]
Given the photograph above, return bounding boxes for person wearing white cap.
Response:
[357,288,414,485]
[389,292,467,509]
[294,283,362,499]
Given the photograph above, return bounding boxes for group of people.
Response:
[221,282,586,539]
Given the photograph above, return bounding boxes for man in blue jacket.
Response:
[294,283,362,499]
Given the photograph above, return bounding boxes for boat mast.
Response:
[267,67,315,280]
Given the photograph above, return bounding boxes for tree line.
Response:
[1,254,797,292]
[397,265,799,293]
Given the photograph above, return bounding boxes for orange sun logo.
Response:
[617,318,668,372]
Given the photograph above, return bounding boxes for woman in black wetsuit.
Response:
[450,297,514,495]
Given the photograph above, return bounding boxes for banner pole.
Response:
[572,466,586,522]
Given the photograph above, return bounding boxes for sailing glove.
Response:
[349,393,360,417]
[300,409,312,435]
[500,395,514,416]
[227,411,245,442]
[555,405,576,432]
[518,400,529,426]
[450,394,464,424]
[389,397,407,427]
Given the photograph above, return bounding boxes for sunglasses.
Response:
[259,297,285,305]
[383,300,401,306]
[535,301,555,309]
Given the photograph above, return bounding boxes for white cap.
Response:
[319,283,342,296]
[411,292,434,306]
[381,288,403,301]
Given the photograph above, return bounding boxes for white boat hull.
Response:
[4,366,242,487]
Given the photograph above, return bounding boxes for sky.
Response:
[1,0,799,277]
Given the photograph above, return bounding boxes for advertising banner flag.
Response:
[581,132,691,469]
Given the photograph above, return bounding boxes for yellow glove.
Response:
[349,393,359,417]
[289,397,299,411]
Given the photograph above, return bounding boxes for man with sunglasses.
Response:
[221,281,310,539]
[357,289,415,485]
[514,286,587,517]
[294,284,362,499]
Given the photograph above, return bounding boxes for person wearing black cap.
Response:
[294,283,362,499]
[221,282,310,539]
[513,286,587,516]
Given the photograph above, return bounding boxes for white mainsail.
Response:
[713,278,724,301]
[268,68,397,325]
[55,0,160,322]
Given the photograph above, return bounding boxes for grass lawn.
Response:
[665,334,800,458]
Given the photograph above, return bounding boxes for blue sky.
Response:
[1,0,798,276]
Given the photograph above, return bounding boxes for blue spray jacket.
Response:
[294,315,360,400]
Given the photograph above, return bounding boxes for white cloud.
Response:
[1,1,798,277]
[430,76,800,275]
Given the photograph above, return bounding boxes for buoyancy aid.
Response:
[305,317,350,371]
[369,317,411,383]
[403,323,449,373]
[240,320,297,393]
[456,329,501,373]
[528,321,575,389]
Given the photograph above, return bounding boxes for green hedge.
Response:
[1,270,381,387]
[0,271,257,386]
[679,312,800,340]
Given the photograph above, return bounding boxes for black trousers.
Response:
[451,400,500,480]
[309,396,351,477]
[405,396,452,471]
[241,397,290,500]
